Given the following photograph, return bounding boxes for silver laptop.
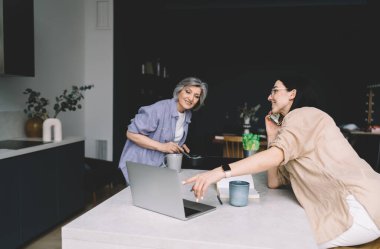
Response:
[126,161,216,220]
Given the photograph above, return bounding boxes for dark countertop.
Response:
[0,140,51,150]
[0,137,84,160]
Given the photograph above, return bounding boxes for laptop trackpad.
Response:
[183,199,215,218]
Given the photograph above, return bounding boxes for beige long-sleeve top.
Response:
[269,107,380,244]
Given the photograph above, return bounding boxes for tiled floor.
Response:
[22,184,126,249]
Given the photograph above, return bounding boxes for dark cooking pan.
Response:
[182,152,241,170]
[182,151,205,169]
[187,155,204,168]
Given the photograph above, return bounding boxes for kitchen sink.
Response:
[0,140,50,150]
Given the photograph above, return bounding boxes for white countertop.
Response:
[0,137,84,160]
[62,170,318,249]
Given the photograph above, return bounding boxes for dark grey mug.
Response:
[229,180,250,207]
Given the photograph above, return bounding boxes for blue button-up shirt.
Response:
[118,98,192,171]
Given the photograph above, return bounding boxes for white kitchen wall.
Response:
[84,0,113,161]
[0,0,114,160]
[0,111,26,140]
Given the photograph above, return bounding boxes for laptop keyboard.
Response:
[184,207,201,217]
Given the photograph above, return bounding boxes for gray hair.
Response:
[173,77,208,111]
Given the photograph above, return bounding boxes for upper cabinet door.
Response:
[0,0,34,76]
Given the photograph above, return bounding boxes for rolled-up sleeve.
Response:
[270,125,302,166]
[128,105,158,135]
[269,112,313,166]
[268,111,317,185]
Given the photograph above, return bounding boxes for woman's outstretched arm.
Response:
[183,146,284,201]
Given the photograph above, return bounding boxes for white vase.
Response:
[243,116,250,125]
[43,118,62,142]
[243,116,251,134]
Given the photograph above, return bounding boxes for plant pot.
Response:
[243,150,255,158]
[25,117,44,138]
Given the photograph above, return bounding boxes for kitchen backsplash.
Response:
[0,111,27,140]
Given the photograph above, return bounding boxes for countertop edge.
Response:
[0,137,84,160]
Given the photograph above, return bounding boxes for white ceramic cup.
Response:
[163,153,183,172]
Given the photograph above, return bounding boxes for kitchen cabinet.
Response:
[0,141,84,248]
[0,159,20,249]
[0,0,35,76]
[57,142,84,219]
[19,151,58,242]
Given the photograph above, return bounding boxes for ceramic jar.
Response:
[25,117,44,137]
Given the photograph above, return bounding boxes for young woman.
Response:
[184,75,380,248]
[119,77,208,182]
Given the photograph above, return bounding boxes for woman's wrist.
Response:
[153,141,164,152]
[215,164,232,178]
[212,166,226,179]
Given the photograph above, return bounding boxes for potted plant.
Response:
[23,89,49,137]
[23,85,94,138]
[242,133,260,157]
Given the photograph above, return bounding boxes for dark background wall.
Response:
[114,0,379,159]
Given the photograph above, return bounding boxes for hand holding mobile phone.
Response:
[269,113,282,126]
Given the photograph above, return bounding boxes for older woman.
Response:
[119,77,208,182]
[184,75,380,248]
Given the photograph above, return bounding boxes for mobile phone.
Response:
[269,113,282,126]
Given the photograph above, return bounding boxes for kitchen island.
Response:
[0,137,85,249]
[62,170,318,249]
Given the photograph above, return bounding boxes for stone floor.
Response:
[22,184,126,249]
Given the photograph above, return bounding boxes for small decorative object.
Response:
[242,133,260,158]
[239,102,261,134]
[163,66,167,78]
[25,117,44,138]
[23,85,94,138]
[23,89,49,137]
[141,63,145,74]
[365,83,380,130]
[144,61,154,75]
[156,58,161,77]
[43,118,62,142]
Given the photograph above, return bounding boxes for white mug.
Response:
[163,153,183,172]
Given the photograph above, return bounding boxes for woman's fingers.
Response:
[193,180,205,200]
[162,142,182,153]
[183,173,213,200]
[183,175,197,185]
[162,143,189,154]
[183,175,203,200]
[182,144,190,153]
[183,169,225,201]
[176,144,183,153]
[172,142,182,153]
